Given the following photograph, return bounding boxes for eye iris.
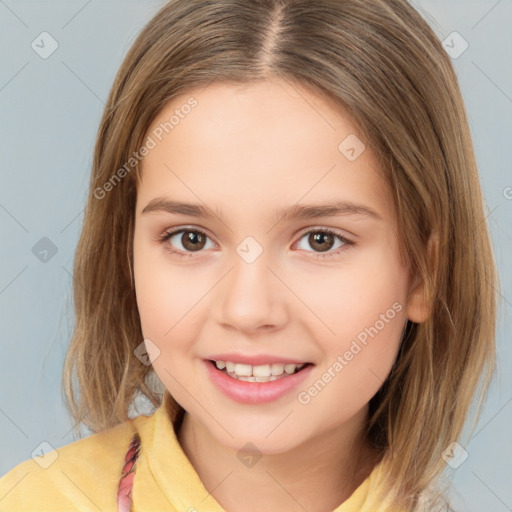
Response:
[309,232,334,252]
[182,231,206,251]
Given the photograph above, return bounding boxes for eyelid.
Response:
[157,224,218,243]
[294,225,353,241]
[158,224,353,242]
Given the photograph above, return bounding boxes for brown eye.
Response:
[180,230,207,251]
[308,232,335,252]
[159,228,214,256]
[294,228,353,259]
[159,227,353,259]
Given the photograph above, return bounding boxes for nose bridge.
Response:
[227,241,274,305]
[217,238,286,330]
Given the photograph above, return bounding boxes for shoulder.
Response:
[0,414,151,512]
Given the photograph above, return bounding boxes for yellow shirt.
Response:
[0,392,398,512]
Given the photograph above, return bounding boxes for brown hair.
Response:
[62,0,498,509]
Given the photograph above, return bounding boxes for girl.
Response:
[0,0,498,511]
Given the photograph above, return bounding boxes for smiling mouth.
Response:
[208,360,313,383]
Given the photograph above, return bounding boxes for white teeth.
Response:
[237,376,257,382]
[284,364,297,374]
[234,363,252,376]
[213,360,306,381]
[253,365,271,377]
[270,363,284,376]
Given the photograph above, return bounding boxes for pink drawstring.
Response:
[117,433,141,512]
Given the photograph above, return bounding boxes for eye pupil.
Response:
[309,232,334,252]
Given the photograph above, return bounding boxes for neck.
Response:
[176,406,380,512]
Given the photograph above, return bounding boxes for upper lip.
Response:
[207,353,312,366]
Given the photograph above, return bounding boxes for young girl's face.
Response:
[133,79,425,453]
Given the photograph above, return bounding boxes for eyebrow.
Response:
[141,197,383,223]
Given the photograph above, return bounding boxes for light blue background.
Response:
[0,1,510,510]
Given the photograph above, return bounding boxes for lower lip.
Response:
[204,360,314,404]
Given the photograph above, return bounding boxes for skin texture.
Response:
[133,79,428,512]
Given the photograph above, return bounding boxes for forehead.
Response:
[138,79,394,225]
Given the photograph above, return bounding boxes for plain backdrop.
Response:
[0,1,511,510]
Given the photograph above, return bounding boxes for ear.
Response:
[406,231,438,323]
[406,276,430,323]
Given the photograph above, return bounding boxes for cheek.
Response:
[301,307,406,422]
[293,251,409,344]
[133,242,211,395]
[296,325,404,438]
[307,249,409,394]
[134,235,173,340]
[133,236,193,335]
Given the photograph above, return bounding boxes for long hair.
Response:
[62,1,498,509]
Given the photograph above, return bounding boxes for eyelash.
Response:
[157,226,355,260]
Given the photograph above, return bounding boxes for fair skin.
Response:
[133,79,428,512]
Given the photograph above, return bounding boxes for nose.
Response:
[215,249,289,333]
